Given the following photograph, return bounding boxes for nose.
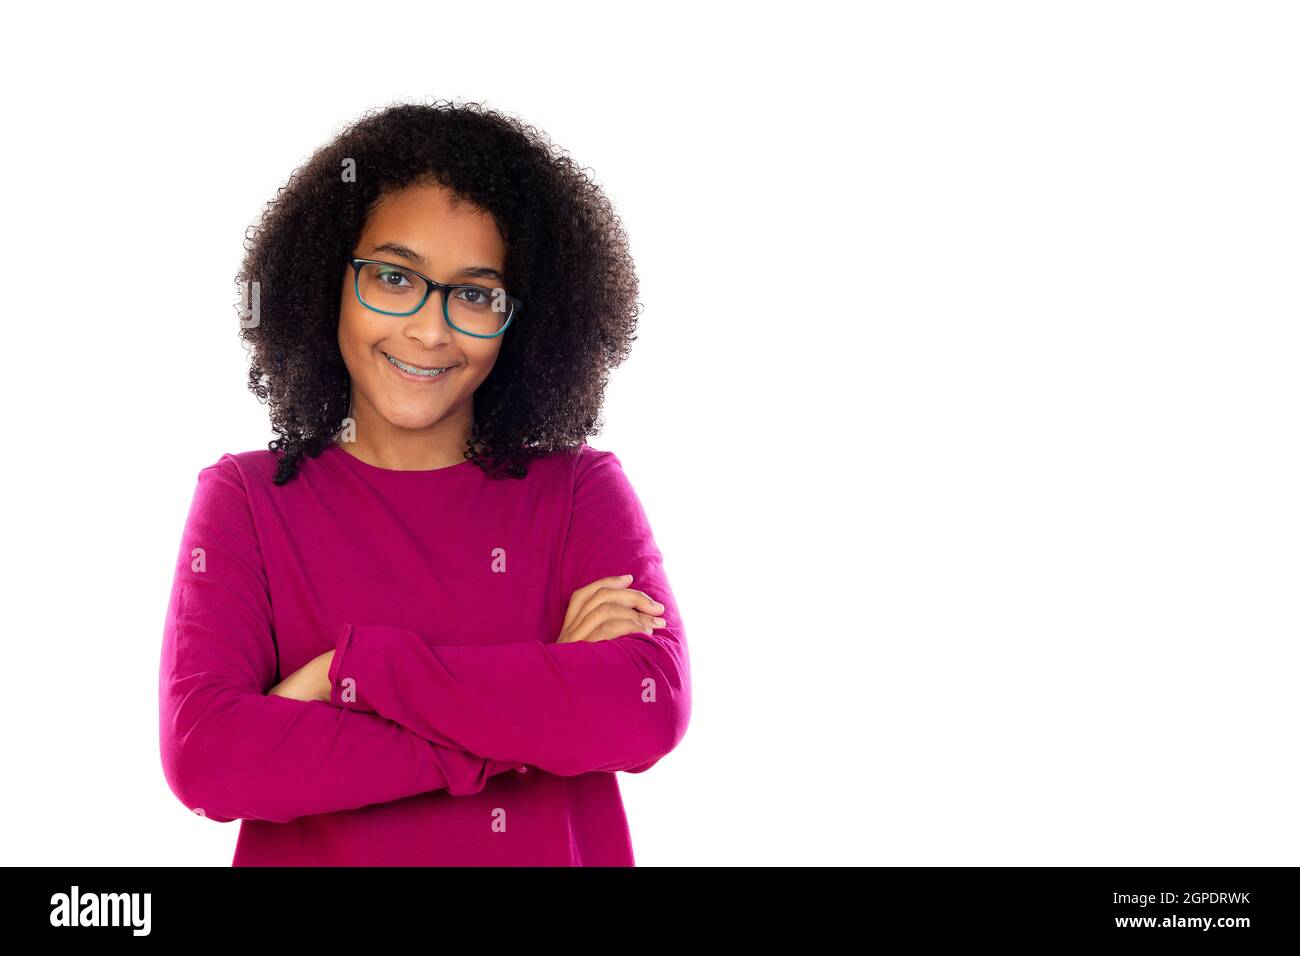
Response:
[401,288,457,349]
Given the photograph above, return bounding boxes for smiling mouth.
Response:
[383,352,454,378]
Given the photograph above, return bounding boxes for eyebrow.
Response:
[366,242,505,283]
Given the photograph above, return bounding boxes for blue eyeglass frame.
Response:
[348,256,522,339]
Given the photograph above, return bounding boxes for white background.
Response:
[0,0,1296,866]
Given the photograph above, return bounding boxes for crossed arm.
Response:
[159,448,691,823]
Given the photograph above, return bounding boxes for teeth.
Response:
[386,353,449,377]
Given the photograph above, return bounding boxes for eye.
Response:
[377,267,415,288]
[454,285,493,307]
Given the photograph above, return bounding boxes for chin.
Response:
[379,403,449,430]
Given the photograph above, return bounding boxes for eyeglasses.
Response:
[348,257,522,338]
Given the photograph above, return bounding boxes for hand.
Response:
[268,650,334,702]
[556,574,667,644]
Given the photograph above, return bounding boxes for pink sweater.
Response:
[158,441,690,865]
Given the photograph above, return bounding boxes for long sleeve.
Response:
[328,446,691,777]
[158,455,520,825]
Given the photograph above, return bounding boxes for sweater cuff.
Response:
[329,621,376,711]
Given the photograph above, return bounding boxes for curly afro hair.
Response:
[236,98,641,485]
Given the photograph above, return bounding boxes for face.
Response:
[338,181,509,444]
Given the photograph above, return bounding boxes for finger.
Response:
[572,590,650,634]
[592,612,663,643]
[566,600,616,644]
[563,574,636,631]
[568,581,629,631]
[572,602,666,644]
[603,588,666,616]
[572,585,665,631]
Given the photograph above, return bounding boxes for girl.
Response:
[158,100,691,866]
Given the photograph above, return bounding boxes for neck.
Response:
[339,396,475,471]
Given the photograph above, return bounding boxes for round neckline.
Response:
[326,441,479,479]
